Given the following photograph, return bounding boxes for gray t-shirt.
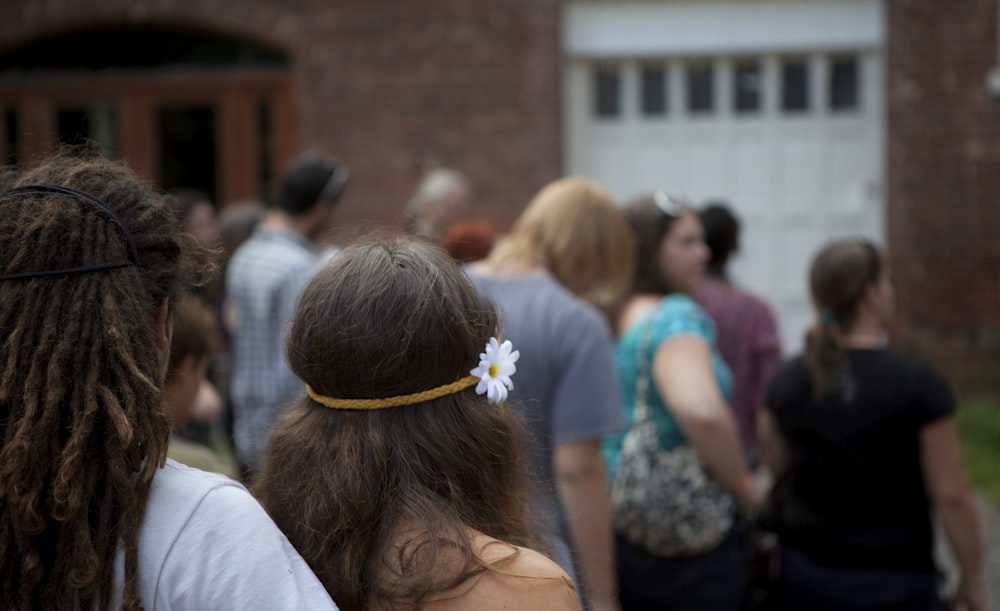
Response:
[467,271,625,534]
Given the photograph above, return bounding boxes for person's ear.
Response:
[179,353,199,379]
[155,298,171,353]
[860,282,880,310]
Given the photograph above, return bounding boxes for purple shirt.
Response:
[695,278,781,457]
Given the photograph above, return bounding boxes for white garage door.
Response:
[564,0,885,354]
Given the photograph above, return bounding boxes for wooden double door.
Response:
[0,68,294,206]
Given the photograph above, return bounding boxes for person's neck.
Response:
[261,210,314,244]
[617,293,662,335]
[706,267,728,282]
[841,318,888,349]
[473,254,546,279]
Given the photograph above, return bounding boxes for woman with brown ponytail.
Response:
[0,151,337,610]
[759,239,983,610]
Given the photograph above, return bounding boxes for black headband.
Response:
[0,184,141,281]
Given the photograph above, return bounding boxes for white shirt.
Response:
[118,459,337,610]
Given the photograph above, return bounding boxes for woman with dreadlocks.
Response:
[0,152,338,610]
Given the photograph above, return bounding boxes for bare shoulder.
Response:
[424,534,580,611]
[618,294,661,335]
[476,536,571,581]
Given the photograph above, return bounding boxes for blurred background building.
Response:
[0,0,997,386]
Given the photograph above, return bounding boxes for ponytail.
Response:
[804,313,846,400]
[804,238,882,401]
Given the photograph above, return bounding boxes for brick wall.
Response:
[887,0,1000,388]
[5,1,996,384]
[0,0,563,236]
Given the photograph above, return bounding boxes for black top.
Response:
[764,348,954,571]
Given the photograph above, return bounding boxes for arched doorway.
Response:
[0,25,294,206]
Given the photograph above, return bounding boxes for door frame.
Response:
[0,68,294,205]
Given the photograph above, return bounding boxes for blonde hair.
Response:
[488,177,634,307]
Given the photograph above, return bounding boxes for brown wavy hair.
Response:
[804,239,882,398]
[0,150,196,610]
[253,234,540,611]
[621,194,684,295]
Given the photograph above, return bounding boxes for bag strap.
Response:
[633,313,656,425]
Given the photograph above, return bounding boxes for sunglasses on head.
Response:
[653,188,692,218]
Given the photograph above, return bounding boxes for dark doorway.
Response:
[158,106,217,202]
[57,105,119,153]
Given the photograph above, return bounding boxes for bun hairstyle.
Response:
[0,150,198,610]
[253,234,539,611]
[699,202,739,273]
[804,239,882,399]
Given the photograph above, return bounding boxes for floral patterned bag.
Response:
[610,319,735,558]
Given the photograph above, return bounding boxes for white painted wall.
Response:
[563,0,886,354]
[565,0,883,57]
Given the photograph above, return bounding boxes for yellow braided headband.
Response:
[307,376,478,410]
[305,338,520,410]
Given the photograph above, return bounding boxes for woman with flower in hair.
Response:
[759,238,983,610]
[252,234,579,611]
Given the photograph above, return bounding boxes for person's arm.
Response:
[756,409,787,478]
[653,335,760,509]
[920,417,984,611]
[553,440,620,611]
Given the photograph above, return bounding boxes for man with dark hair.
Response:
[226,152,349,476]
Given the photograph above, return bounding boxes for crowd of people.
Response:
[0,148,986,610]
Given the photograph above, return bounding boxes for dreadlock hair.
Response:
[253,234,542,611]
[0,150,198,610]
[804,239,882,399]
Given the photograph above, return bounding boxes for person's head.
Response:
[440,219,498,263]
[488,176,635,308]
[276,152,349,240]
[218,199,265,258]
[623,189,708,296]
[805,238,890,397]
[405,168,472,243]
[253,234,537,611]
[0,150,198,609]
[700,201,740,275]
[169,188,219,249]
[165,295,219,428]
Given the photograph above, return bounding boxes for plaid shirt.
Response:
[226,227,317,469]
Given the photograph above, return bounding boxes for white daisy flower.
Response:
[470,338,519,404]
